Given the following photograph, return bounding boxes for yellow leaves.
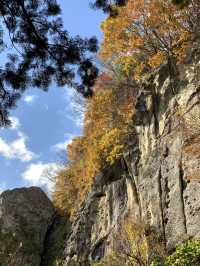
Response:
[100,0,194,79]
[123,220,149,262]
[173,31,190,62]
[115,56,136,77]
[53,72,135,218]
[119,218,166,265]
[99,128,125,165]
[53,168,79,217]
[134,61,146,81]
[67,136,86,162]
[100,5,136,62]
[148,52,167,68]
[86,87,132,166]
[85,89,114,129]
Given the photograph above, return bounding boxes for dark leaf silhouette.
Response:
[0,0,99,126]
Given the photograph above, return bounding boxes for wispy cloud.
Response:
[22,162,63,193]
[52,140,70,152]
[10,116,21,130]
[52,133,74,152]
[24,95,37,104]
[65,113,84,128]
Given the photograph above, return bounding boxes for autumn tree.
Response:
[100,0,200,80]
[53,68,136,218]
[53,167,79,217]
[84,66,137,165]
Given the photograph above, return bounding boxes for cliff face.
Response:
[63,50,200,265]
[1,51,200,266]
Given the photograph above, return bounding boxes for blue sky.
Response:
[0,1,105,195]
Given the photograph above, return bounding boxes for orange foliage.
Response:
[100,0,200,78]
[53,72,135,218]
[67,137,86,162]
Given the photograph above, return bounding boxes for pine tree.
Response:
[0,0,99,126]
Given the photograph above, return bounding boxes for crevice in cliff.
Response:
[90,234,109,262]
[187,86,200,106]
[39,214,57,266]
[179,159,188,234]
[128,176,142,219]
[167,57,179,97]
[122,157,142,219]
[39,213,71,266]
[108,185,114,225]
[152,91,160,137]
[157,166,166,245]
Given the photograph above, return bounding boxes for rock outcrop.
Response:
[63,50,200,265]
[0,187,55,266]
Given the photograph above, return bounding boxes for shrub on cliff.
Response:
[165,239,200,266]
[93,219,165,266]
[94,238,200,266]
[151,239,200,266]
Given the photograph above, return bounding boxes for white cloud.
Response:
[53,140,70,152]
[0,134,35,162]
[24,95,37,104]
[52,133,74,152]
[0,116,36,162]
[65,113,84,128]
[10,116,21,130]
[22,162,63,193]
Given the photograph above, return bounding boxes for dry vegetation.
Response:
[94,218,165,266]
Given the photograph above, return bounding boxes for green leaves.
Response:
[166,240,200,266]
[151,240,200,266]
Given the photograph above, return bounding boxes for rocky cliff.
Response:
[63,50,200,265]
[1,51,200,266]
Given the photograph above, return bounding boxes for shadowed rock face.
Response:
[0,187,55,266]
[63,50,200,265]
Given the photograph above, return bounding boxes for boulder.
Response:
[0,187,55,266]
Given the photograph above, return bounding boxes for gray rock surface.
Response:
[0,187,55,266]
[63,50,200,265]
[64,161,133,266]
